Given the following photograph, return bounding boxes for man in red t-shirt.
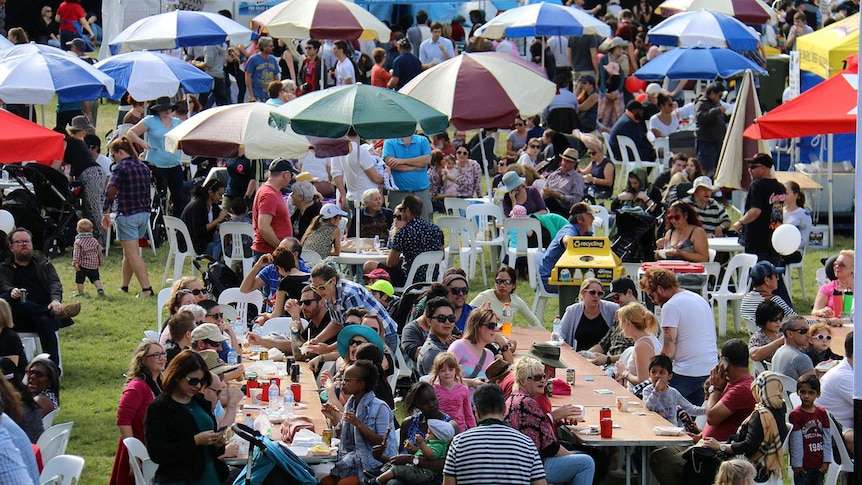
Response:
[252,158,297,256]
[649,339,756,485]
[57,0,96,50]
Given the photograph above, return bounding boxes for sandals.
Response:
[136,287,155,298]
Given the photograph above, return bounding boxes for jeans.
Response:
[201,77,229,109]
[696,140,721,178]
[668,373,708,406]
[794,469,824,485]
[545,453,595,485]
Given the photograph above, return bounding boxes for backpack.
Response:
[193,256,241,299]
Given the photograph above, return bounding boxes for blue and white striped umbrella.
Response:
[633,46,767,81]
[94,51,213,101]
[648,10,760,51]
[108,10,253,55]
[0,43,114,104]
[474,3,611,39]
[0,36,13,50]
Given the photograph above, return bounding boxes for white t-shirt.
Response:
[660,289,717,377]
[330,141,378,202]
[334,57,355,85]
[95,154,113,177]
[649,113,680,138]
[299,149,331,183]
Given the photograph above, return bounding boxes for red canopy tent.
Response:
[743,64,858,139]
[0,109,64,164]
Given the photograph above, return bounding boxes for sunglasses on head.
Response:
[206,312,223,319]
[349,339,366,347]
[433,314,457,323]
[527,374,547,382]
[184,376,205,387]
[813,334,832,341]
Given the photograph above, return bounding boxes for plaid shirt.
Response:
[104,156,151,216]
[597,323,634,357]
[73,233,102,269]
[335,279,398,337]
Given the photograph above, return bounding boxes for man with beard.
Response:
[248,285,333,362]
[0,228,80,366]
[609,101,655,162]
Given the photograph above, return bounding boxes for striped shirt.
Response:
[444,423,546,485]
[740,291,796,325]
[681,196,730,234]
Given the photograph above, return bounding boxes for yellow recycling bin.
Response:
[549,236,623,310]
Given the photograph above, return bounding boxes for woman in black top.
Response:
[64,115,106,240]
[180,179,229,258]
[144,350,228,484]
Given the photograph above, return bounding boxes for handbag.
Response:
[281,416,316,443]
[682,445,721,484]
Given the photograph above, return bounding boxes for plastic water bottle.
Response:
[373,235,381,250]
[283,391,294,419]
[268,379,280,412]
[227,347,238,366]
[238,412,254,456]
[551,316,563,344]
[501,303,512,338]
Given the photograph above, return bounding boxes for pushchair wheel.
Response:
[44,236,65,258]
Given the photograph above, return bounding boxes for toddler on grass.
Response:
[72,218,104,296]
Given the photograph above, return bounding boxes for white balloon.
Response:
[0,210,15,235]
[772,224,801,256]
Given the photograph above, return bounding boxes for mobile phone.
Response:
[218,426,228,433]
[719,356,729,373]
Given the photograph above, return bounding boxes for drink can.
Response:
[290,363,300,383]
[600,418,613,438]
[600,407,611,421]
[19,289,26,303]
[566,368,575,386]
[322,428,333,446]
[544,379,553,398]
[259,349,269,361]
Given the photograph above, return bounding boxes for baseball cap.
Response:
[363,268,391,282]
[320,203,348,220]
[191,323,228,343]
[366,279,395,297]
[66,38,87,51]
[646,83,663,95]
[750,261,785,282]
[269,158,299,174]
[605,277,637,301]
[745,153,774,168]
[570,202,599,217]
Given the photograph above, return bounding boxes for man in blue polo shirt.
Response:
[382,133,433,221]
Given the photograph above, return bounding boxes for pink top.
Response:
[434,383,476,430]
[448,339,494,380]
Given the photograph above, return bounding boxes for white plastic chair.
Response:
[105,212,157,256]
[591,205,610,237]
[39,454,84,485]
[529,249,555,325]
[300,249,323,268]
[465,204,506,284]
[143,330,160,342]
[436,216,480,280]
[395,251,445,293]
[156,287,172,332]
[602,134,626,195]
[162,216,196,286]
[783,260,806,300]
[824,413,854,485]
[18,332,62,374]
[502,217,543,284]
[219,222,254,276]
[773,371,801,423]
[123,437,158,485]
[617,135,660,184]
[37,421,74,466]
[708,253,758,336]
[443,197,473,217]
[42,409,57,429]
[218,288,264,326]
[259,317,293,337]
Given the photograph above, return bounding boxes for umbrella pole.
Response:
[355,146,361,253]
[479,128,492,198]
[828,133,834,247]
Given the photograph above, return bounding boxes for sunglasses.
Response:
[666,214,681,221]
[587,150,598,155]
[184,376,205,388]
[311,277,335,293]
[432,314,457,323]
[349,339,366,347]
[206,312,223,320]
[482,321,498,330]
[529,145,541,149]
[813,334,832,341]
[527,374,547,382]
[457,150,468,155]
[585,289,605,297]
[789,327,810,334]
[187,288,206,296]
[394,215,403,221]
[300,299,319,306]
[26,369,46,378]
[514,123,525,127]
[495,278,513,285]
[146,351,167,359]
[449,287,469,295]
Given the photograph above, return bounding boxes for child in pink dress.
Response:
[430,352,476,431]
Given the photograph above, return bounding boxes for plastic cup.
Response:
[291,383,301,402]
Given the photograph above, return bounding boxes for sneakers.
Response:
[54,301,82,320]
[97,289,106,297]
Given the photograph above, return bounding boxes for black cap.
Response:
[706,82,726,95]
[605,277,637,300]
[745,153,774,168]
[269,158,299,174]
[66,38,87,51]
[626,100,644,111]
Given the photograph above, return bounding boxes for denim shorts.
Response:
[116,212,149,241]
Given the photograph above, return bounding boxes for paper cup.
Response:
[616,396,629,412]
[250,388,263,404]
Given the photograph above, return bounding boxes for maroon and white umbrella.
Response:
[251,0,390,40]
[655,0,777,24]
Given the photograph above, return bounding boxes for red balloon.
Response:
[625,76,647,94]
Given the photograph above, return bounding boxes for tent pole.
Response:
[828,133,834,247]
[478,128,492,198]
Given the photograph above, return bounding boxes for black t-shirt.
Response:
[63,136,99,178]
[291,201,322,240]
[0,327,27,377]
[225,156,256,199]
[743,177,785,254]
[574,313,609,351]
[12,262,50,304]
[277,274,311,301]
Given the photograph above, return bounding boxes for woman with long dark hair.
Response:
[181,179,230,258]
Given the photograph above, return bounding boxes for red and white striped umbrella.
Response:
[399,52,555,131]
[251,0,390,41]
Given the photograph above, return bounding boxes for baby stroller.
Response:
[1,164,81,257]
[611,208,657,263]
[231,423,317,485]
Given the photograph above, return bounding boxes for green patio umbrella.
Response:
[278,84,449,139]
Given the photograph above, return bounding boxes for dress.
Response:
[109,378,158,485]
[454,160,482,197]
[434,383,476,431]
[469,290,542,328]
[302,224,336,258]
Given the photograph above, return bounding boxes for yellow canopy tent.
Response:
[797,13,859,79]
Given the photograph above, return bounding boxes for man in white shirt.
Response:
[640,267,718,405]
[331,128,383,212]
[332,40,355,85]
[547,35,570,76]
[419,21,455,69]
[815,331,854,451]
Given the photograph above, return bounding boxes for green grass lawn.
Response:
[33,101,851,483]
